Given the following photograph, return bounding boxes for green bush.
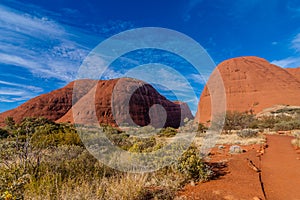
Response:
[0,128,9,139]
[237,129,259,138]
[0,119,216,199]
[197,123,208,133]
[128,137,160,153]
[177,145,213,181]
[159,127,177,137]
[220,111,257,133]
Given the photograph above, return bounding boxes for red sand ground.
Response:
[178,135,300,200]
[261,135,300,200]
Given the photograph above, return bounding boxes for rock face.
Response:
[58,78,193,128]
[0,78,193,128]
[285,68,300,81]
[196,56,300,123]
[0,79,96,126]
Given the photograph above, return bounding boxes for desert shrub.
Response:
[177,145,213,181]
[0,119,215,200]
[0,128,9,138]
[216,111,257,133]
[128,136,161,153]
[107,132,131,149]
[274,121,294,131]
[15,117,55,136]
[0,139,38,199]
[4,116,16,133]
[101,124,122,135]
[237,129,259,138]
[159,127,177,137]
[197,123,208,133]
[31,131,82,148]
[257,116,278,129]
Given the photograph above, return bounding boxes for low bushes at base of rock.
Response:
[237,129,259,138]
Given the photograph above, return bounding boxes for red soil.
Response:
[261,135,300,200]
[178,144,265,200]
[178,134,300,200]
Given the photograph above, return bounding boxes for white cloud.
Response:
[272,57,300,68]
[0,80,43,93]
[0,5,65,37]
[271,33,300,68]
[0,80,44,103]
[0,3,94,106]
[0,89,38,103]
[125,64,199,114]
[292,33,300,52]
[189,73,209,84]
[0,4,90,82]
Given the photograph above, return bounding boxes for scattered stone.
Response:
[253,197,261,200]
[229,145,242,154]
[218,145,225,150]
[190,180,195,186]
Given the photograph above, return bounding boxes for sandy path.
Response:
[261,135,300,200]
[178,145,265,200]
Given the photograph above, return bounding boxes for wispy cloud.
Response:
[0,80,43,92]
[0,4,91,81]
[0,80,44,103]
[0,88,41,103]
[125,64,199,114]
[292,33,300,52]
[272,57,300,68]
[271,33,300,68]
[189,73,208,85]
[0,3,94,106]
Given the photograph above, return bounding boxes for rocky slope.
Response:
[196,56,300,123]
[58,78,193,128]
[0,79,96,126]
[285,67,300,81]
[0,78,193,128]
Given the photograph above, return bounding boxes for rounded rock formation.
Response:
[196,56,300,123]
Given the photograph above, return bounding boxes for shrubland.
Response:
[2,110,299,199]
[0,117,212,200]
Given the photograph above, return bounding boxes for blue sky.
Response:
[0,0,300,114]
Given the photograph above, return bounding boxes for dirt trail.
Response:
[178,135,300,199]
[261,135,300,200]
[178,145,265,199]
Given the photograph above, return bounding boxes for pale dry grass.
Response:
[194,133,266,147]
[291,130,300,148]
[291,138,300,148]
[24,174,149,200]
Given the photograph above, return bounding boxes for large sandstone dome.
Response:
[196,56,300,123]
[0,79,95,125]
[0,78,193,128]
